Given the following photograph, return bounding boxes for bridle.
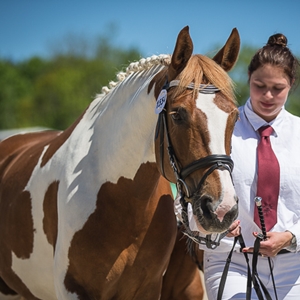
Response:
[155,79,234,249]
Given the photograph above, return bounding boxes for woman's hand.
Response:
[226,220,241,237]
[242,231,292,257]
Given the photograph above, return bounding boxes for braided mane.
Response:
[98,54,171,97]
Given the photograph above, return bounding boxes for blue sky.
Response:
[1,0,300,62]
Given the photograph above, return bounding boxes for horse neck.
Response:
[76,65,164,186]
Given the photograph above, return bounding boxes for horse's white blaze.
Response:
[196,94,228,154]
[196,94,236,221]
[215,172,237,221]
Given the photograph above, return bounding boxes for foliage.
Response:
[228,45,255,105]
[0,35,141,130]
[1,39,300,131]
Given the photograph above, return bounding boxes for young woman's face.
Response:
[249,64,291,122]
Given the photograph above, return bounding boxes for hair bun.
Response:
[267,33,287,48]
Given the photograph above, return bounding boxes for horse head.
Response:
[149,26,240,236]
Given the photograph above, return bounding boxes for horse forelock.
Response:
[174,55,236,104]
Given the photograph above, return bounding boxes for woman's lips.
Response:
[261,101,273,108]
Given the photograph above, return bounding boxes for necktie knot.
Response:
[259,125,273,138]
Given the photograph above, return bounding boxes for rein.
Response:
[155,79,234,249]
[218,234,276,300]
[219,199,278,299]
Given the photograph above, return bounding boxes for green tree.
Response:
[0,60,32,128]
[228,45,256,105]
[0,34,140,130]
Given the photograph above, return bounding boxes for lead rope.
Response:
[218,234,273,300]
[252,237,273,300]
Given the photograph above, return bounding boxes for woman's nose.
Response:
[263,89,273,99]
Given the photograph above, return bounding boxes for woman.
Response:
[176,33,300,299]
[205,33,300,299]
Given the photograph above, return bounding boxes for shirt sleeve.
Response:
[286,224,300,252]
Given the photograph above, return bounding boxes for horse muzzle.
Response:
[191,194,239,233]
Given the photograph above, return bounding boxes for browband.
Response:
[168,80,220,94]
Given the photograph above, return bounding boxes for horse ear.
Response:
[170,26,193,76]
[213,28,240,72]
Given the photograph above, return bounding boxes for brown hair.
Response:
[248,33,299,86]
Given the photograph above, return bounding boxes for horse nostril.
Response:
[197,197,214,220]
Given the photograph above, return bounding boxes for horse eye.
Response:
[170,111,182,121]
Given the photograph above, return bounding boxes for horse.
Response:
[160,222,205,300]
[0,26,240,299]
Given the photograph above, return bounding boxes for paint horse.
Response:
[0,26,240,299]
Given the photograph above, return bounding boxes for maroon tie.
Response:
[254,126,280,231]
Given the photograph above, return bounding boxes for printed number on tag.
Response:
[155,89,167,114]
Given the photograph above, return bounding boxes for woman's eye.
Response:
[274,87,285,91]
[256,85,264,89]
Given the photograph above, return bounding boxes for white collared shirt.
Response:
[226,98,300,252]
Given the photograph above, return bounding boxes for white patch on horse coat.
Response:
[196,94,236,222]
[11,146,57,299]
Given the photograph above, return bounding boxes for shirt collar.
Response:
[244,98,285,136]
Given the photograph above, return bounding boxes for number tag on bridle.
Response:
[155,89,167,114]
